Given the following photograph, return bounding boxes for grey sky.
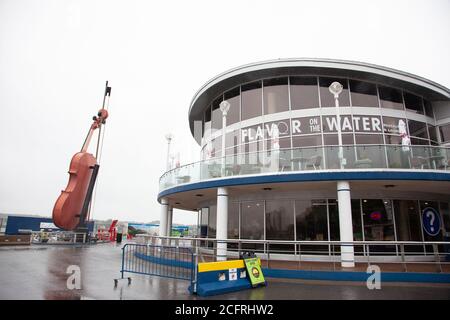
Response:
[0,0,449,225]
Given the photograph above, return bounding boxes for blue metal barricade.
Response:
[118,243,196,290]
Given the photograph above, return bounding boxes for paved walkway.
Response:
[0,243,449,300]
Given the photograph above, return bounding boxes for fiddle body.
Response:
[52,102,109,231]
[52,152,97,230]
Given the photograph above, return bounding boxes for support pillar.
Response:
[337,181,355,267]
[216,187,228,261]
[159,198,169,239]
[167,206,173,238]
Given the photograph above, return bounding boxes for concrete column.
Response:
[167,206,173,238]
[159,198,169,238]
[216,187,228,261]
[337,181,355,267]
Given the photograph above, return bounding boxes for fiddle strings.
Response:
[88,91,110,222]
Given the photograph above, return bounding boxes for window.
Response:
[292,135,322,148]
[354,134,383,145]
[408,120,428,139]
[404,92,424,114]
[394,200,422,241]
[349,80,378,108]
[323,134,354,145]
[428,125,437,142]
[379,86,403,110]
[207,205,217,238]
[295,200,329,252]
[224,87,240,125]
[290,76,319,109]
[362,199,396,254]
[211,96,224,131]
[319,77,350,108]
[241,201,264,251]
[241,81,262,120]
[228,202,240,248]
[424,99,434,118]
[204,105,212,138]
[263,77,289,115]
[266,200,295,252]
[439,124,450,143]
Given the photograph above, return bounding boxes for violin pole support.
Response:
[75,164,100,241]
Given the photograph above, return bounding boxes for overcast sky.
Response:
[0,0,449,226]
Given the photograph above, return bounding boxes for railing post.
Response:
[267,242,270,269]
[400,244,407,272]
[121,245,126,279]
[433,244,442,273]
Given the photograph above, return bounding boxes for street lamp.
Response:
[329,82,345,169]
[219,100,230,176]
[165,133,173,171]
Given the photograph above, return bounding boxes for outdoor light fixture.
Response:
[328,81,343,97]
[220,100,231,176]
[165,133,174,171]
[329,81,345,169]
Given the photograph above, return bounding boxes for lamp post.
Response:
[219,101,230,176]
[165,133,173,171]
[329,82,345,169]
[329,81,354,267]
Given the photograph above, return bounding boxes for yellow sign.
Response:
[244,258,265,287]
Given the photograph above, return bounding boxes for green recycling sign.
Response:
[244,258,265,287]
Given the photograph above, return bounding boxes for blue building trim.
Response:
[262,268,450,283]
[158,170,450,201]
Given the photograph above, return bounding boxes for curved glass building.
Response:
[158,58,450,266]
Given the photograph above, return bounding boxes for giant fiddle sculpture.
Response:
[52,82,111,231]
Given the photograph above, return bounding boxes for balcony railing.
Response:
[159,145,450,191]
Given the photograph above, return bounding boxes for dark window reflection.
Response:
[241,201,264,251]
[354,134,383,145]
[404,92,424,114]
[290,76,319,109]
[349,80,378,107]
[228,202,239,249]
[319,77,350,108]
[323,134,354,145]
[362,199,396,253]
[428,125,437,142]
[423,100,434,118]
[439,124,450,143]
[241,81,262,121]
[295,201,328,241]
[379,86,403,110]
[408,119,428,139]
[394,200,422,241]
[266,200,295,253]
[224,87,241,125]
[208,205,217,238]
[263,77,289,115]
[292,134,322,147]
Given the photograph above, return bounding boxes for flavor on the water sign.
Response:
[244,258,265,287]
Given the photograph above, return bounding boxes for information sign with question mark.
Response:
[422,207,441,237]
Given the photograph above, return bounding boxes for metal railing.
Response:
[30,231,89,244]
[136,235,450,273]
[159,144,450,191]
[119,243,196,287]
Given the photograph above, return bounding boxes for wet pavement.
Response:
[0,242,449,300]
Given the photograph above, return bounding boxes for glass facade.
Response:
[200,75,438,159]
[202,198,449,254]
